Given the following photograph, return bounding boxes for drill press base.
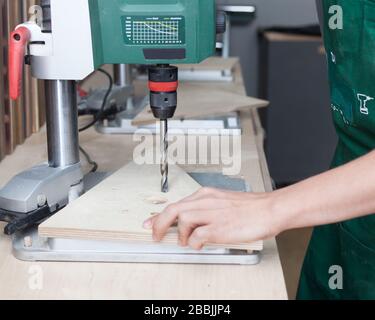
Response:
[11,172,261,265]
[12,229,260,265]
[97,106,242,136]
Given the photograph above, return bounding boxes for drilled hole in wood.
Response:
[146,196,168,205]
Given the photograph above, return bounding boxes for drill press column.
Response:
[114,64,133,87]
[148,65,179,193]
[45,80,80,168]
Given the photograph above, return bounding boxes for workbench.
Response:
[0,62,288,300]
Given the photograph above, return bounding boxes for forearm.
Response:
[272,150,375,233]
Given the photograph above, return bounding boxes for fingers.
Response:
[144,207,216,248]
[144,188,219,231]
[151,206,180,241]
[143,214,158,230]
[178,214,197,247]
[142,188,250,246]
[177,211,214,246]
[188,226,213,250]
[145,211,227,250]
[143,197,217,237]
[150,202,204,241]
[149,197,232,242]
[153,204,214,242]
[146,219,215,251]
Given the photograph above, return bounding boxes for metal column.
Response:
[114,64,133,87]
[45,80,80,168]
[222,15,231,58]
[113,64,134,110]
[218,5,257,58]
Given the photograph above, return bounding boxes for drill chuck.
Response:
[148,65,178,120]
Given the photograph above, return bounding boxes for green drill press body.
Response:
[88,0,216,67]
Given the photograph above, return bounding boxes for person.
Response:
[143,0,375,300]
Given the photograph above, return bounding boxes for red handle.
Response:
[8,27,31,100]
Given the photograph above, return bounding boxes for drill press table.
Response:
[0,62,287,300]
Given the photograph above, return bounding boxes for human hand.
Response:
[143,187,280,250]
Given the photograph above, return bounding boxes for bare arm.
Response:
[144,150,375,250]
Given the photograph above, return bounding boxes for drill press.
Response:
[0,0,224,234]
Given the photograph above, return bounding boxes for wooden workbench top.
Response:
[0,60,287,300]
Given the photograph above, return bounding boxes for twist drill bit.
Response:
[160,120,169,193]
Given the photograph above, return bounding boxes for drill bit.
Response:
[160,120,169,193]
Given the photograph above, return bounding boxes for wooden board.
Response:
[39,161,263,251]
[177,57,239,71]
[132,82,269,126]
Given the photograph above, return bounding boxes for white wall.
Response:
[217,0,319,95]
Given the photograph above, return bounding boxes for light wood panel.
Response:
[40,161,263,251]
[132,82,269,126]
[178,57,239,71]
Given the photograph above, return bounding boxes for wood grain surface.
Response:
[40,161,263,251]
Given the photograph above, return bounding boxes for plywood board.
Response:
[177,57,239,71]
[39,162,263,251]
[132,82,269,126]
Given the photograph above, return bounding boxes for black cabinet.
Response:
[259,31,338,187]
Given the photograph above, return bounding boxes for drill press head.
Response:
[9,0,223,85]
[91,0,218,66]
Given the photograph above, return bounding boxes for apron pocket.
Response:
[330,80,356,126]
[338,223,375,299]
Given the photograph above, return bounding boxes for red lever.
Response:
[8,27,31,100]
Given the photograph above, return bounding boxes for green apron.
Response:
[297,0,375,300]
